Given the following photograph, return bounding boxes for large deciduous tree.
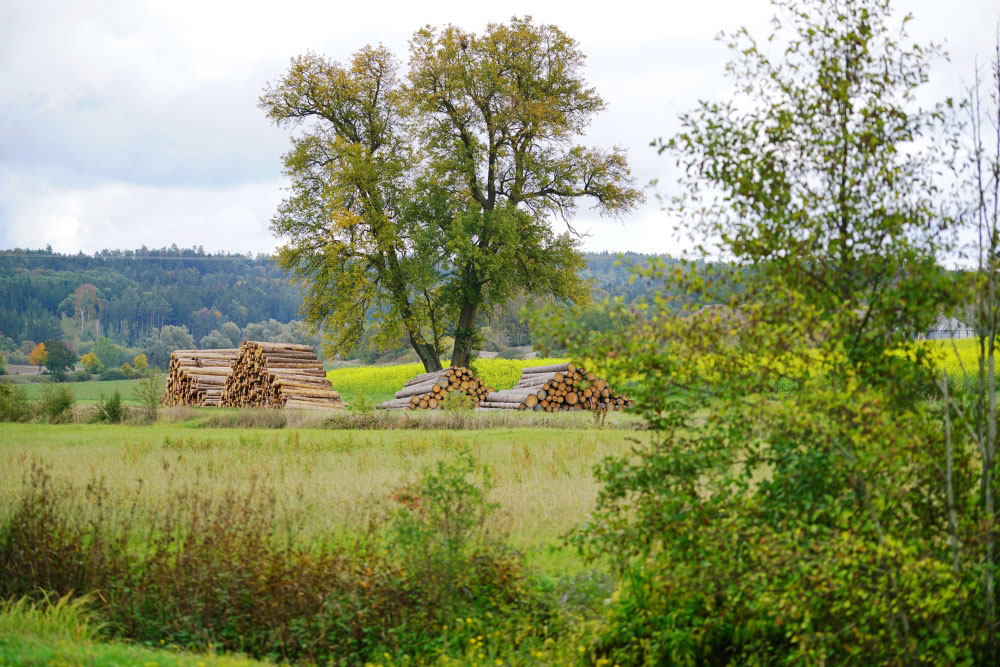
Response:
[407,17,643,367]
[261,18,642,372]
[261,47,449,372]
[42,339,75,379]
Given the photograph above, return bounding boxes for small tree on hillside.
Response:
[80,352,103,374]
[28,343,47,372]
[42,340,75,380]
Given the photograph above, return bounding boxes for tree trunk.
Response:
[412,335,442,373]
[450,303,478,369]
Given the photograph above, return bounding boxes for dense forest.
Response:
[0,247,677,368]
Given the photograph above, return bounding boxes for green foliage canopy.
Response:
[41,340,75,379]
[533,0,987,662]
[261,17,642,372]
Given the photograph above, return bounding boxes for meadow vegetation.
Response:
[0,594,263,666]
[0,421,640,664]
[3,0,997,663]
[19,378,141,403]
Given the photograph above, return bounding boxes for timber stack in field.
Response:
[377,367,491,410]
[162,349,240,407]
[476,362,633,412]
[222,341,346,410]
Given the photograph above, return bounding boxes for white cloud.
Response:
[0,0,997,256]
[0,171,283,254]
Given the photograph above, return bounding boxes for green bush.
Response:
[68,370,91,382]
[439,389,475,411]
[0,459,549,665]
[93,391,125,424]
[133,368,163,423]
[0,383,32,422]
[98,369,126,382]
[37,384,74,424]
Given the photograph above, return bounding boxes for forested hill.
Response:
[0,247,302,347]
[0,247,673,354]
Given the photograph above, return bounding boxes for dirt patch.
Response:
[6,364,42,376]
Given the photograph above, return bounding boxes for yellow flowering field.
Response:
[327,357,568,404]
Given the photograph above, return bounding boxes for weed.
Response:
[440,390,475,412]
[0,457,551,664]
[133,368,164,423]
[0,382,31,422]
[38,384,74,423]
[0,592,99,642]
[93,391,125,424]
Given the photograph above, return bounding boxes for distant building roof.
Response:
[926,316,974,339]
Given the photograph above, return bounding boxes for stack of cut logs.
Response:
[377,367,492,410]
[222,341,346,410]
[477,362,633,412]
[162,349,240,407]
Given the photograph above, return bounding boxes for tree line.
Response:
[0,246,675,370]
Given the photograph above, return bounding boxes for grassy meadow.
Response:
[0,415,640,663]
[20,378,142,404]
[0,595,264,667]
[0,420,642,569]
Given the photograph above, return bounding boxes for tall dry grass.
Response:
[0,423,644,552]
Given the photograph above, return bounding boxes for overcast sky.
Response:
[0,0,996,257]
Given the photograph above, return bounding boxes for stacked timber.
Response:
[377,367,491,410]
[222,341,346,410]
[476,362,633,412]
[162,349,240,407]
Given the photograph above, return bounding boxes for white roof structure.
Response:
[926,316,974,340]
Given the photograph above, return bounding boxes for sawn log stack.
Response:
[377,367,491,410]
[222,341,346,409]
[162,349,240,407]
[161,341,345,410]
[475,362,633,412]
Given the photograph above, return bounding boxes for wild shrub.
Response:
[0,457,548,664]
[0,382,32,422]
[439,389,475,412]
[197,408,287,429]
[37,384,74,423]
[92,391,125,424]
[133,368,163,423]
[387,452,509,613]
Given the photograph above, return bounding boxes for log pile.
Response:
[222,341,346,410]
[377,367,492,410]
[162,349,240,407]
[476,362,633,412]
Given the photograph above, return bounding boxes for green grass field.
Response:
[0,594,265,666]
[20,379,143,404]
